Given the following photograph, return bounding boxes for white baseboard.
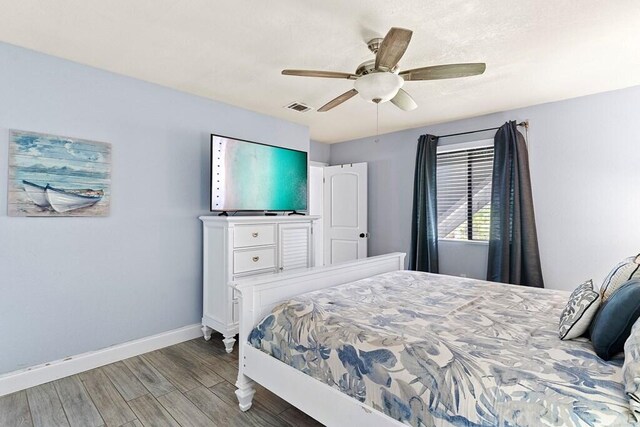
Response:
[0,323,203,397]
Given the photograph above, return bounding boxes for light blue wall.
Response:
[0,42,309,375]
[309,140,330,163]
[330,85,640,291]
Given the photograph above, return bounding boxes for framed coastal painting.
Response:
[8,130,111,217]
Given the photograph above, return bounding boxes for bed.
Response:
[231,253,636,426]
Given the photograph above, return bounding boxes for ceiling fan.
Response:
[282,27,486,112]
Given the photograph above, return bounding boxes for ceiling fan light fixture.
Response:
[354,72,403,103]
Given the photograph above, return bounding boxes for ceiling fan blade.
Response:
[282,69,356,79]
[318,89,359,112]
[375,27,413,71]
[390,89,417,111]
[400,63,486,81]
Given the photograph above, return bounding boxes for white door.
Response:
[324,163,368,264]
[309,164,325,267]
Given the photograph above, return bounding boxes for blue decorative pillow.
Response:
[590,279,640,360]
[600,254,640,301]
[558,280,600,340]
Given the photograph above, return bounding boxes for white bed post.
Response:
[235,373,256,411]
[233,284,256,411]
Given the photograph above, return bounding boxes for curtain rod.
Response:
[437,121,529,139]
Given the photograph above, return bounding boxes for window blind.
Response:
[437,146,494,241]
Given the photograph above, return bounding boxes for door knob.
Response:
[359,233,369,238]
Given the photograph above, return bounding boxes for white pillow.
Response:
[601,254,640,301]
[558,280,601,340]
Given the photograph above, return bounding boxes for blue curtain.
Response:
[409,134,439,273]
[487,121,544,287]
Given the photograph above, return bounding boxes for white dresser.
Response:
[199,215,319,352]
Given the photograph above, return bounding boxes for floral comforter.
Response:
[249,271,634,426]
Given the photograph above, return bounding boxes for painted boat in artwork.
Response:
[22,180,51,207]
[45,186,103,213]
[22,180,104,213]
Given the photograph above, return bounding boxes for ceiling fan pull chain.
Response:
[375,102,380,143]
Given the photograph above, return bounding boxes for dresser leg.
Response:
[222,334,236,353]
[201,325,213,341]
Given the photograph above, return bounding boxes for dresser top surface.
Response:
[199,215,320,225]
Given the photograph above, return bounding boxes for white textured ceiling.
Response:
[0,1,639,143]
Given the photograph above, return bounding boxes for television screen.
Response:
[210,134,308,212]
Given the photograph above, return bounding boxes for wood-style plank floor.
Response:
[0,333,323,427]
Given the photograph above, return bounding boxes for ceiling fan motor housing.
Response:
[356,59,398,76]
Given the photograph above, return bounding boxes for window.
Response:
[437,141,494,241]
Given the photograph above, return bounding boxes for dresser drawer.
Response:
[234,224,276,248]
[233,247,276,274]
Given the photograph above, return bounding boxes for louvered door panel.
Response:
[279,223,311,271]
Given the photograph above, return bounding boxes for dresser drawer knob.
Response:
[252,232,259,237]
[252,256,260,262]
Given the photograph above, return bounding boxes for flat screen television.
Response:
[210,134,308,212]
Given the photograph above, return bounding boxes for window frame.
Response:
[436,138,494,244]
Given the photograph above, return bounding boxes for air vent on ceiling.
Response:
[284,102,313,113]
